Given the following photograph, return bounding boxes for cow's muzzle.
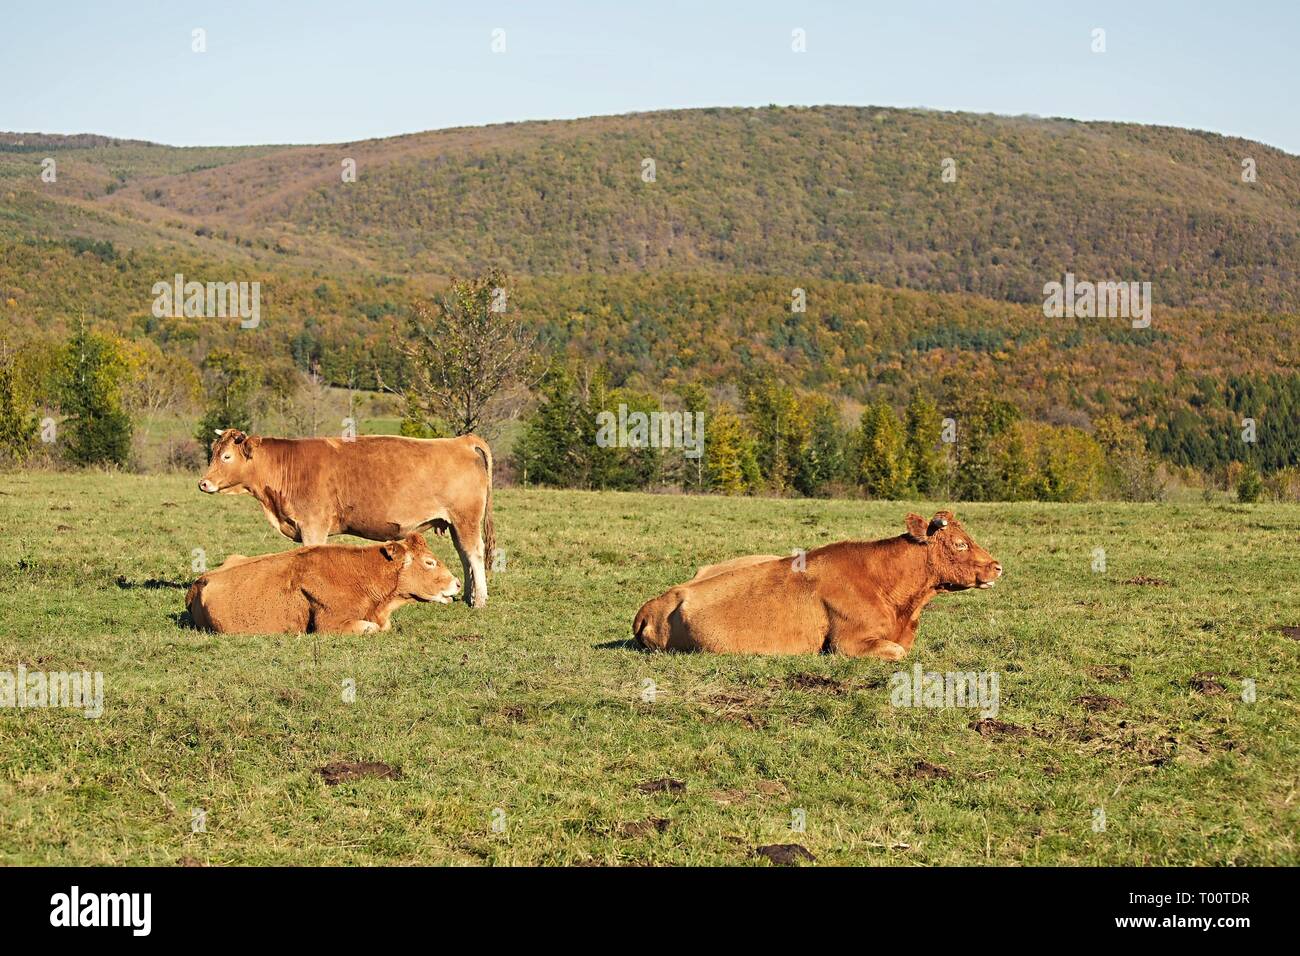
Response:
[429,578,461,604]
[977,562,1003,589]
[198,479,218,494]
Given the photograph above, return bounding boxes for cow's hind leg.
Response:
[448,521,488,609]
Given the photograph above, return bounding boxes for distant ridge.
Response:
[3,105,1297,311]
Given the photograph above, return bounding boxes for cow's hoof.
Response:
[870,640,907,661]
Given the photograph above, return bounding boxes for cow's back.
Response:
[306,435,487,539]
[188,550,310,633]
[691,553,783,582]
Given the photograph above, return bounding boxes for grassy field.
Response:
[0,471,1297,865]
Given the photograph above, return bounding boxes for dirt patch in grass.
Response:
[701,688,769,729]
[969,718,1028,738]
[1278,626,1300,641]
[710,788,749,805]
[710,780,788,804]
[781,673,848,694]
[1076,694,1123,712]
[900,760,952,780]
[755,843,815,866]
[317,761,403,785]
[615,818,670,839]
[451,633,483,643]
[704,691,761,707]
[478,703,531,728]
[1124,575,1169,586]
[1086,664,1132,683]
[1189,672,1226,695]
[722,712,765,729]
[1056,718,1190,767]
[636,777,685,794]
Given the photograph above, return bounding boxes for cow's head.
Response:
[198,428,262,494]
[382,533,460,604]
[905,511,1003,592]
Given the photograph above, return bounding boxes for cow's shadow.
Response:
[115,575,189,591]
[594,638,641,652]
[169,610,197,631]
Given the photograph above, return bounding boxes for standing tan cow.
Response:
[187,533,460,634]
[198,429,494,607]
[634,511,1002,658]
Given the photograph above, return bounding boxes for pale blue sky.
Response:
[3,1,1296,153]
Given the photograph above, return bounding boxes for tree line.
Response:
[2,270,1296,503]
[512,364,1181,502]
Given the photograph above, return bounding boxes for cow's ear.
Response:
[404,532,426,549]
[380,541,405,561]
[905,513,929,542]
[238,435,260,460]
[928,512,952,536]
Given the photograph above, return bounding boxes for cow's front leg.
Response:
[843,639,908,661]
[311,613,379,635]
[827,620,908,660]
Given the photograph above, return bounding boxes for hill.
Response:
[4,106,1300,310]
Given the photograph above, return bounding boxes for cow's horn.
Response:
[214,428,225,436]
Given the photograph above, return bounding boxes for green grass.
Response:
[0,471,1297,865]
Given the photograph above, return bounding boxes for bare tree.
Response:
[282,364,331,436]
[379,269,539,438]
[122,337,201,465]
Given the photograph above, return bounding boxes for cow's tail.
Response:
[632,597,661,651]
[185,578,203,612]
[469,436,496,567]
[184,577,209,631]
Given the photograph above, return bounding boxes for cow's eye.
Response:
[221,453,233,461]
[954,541,969,551]
[424,558,436,567]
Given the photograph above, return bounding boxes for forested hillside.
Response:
[2,107,1298,497]
[5,106,1300,309]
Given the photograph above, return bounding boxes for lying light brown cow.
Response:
[186,533,459,634]
[634,511,1002,658]
[198,429,494,607]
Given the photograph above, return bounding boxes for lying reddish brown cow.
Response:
[187,533,459,634]
[198,430,494,607]
[634,511,1002,658]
